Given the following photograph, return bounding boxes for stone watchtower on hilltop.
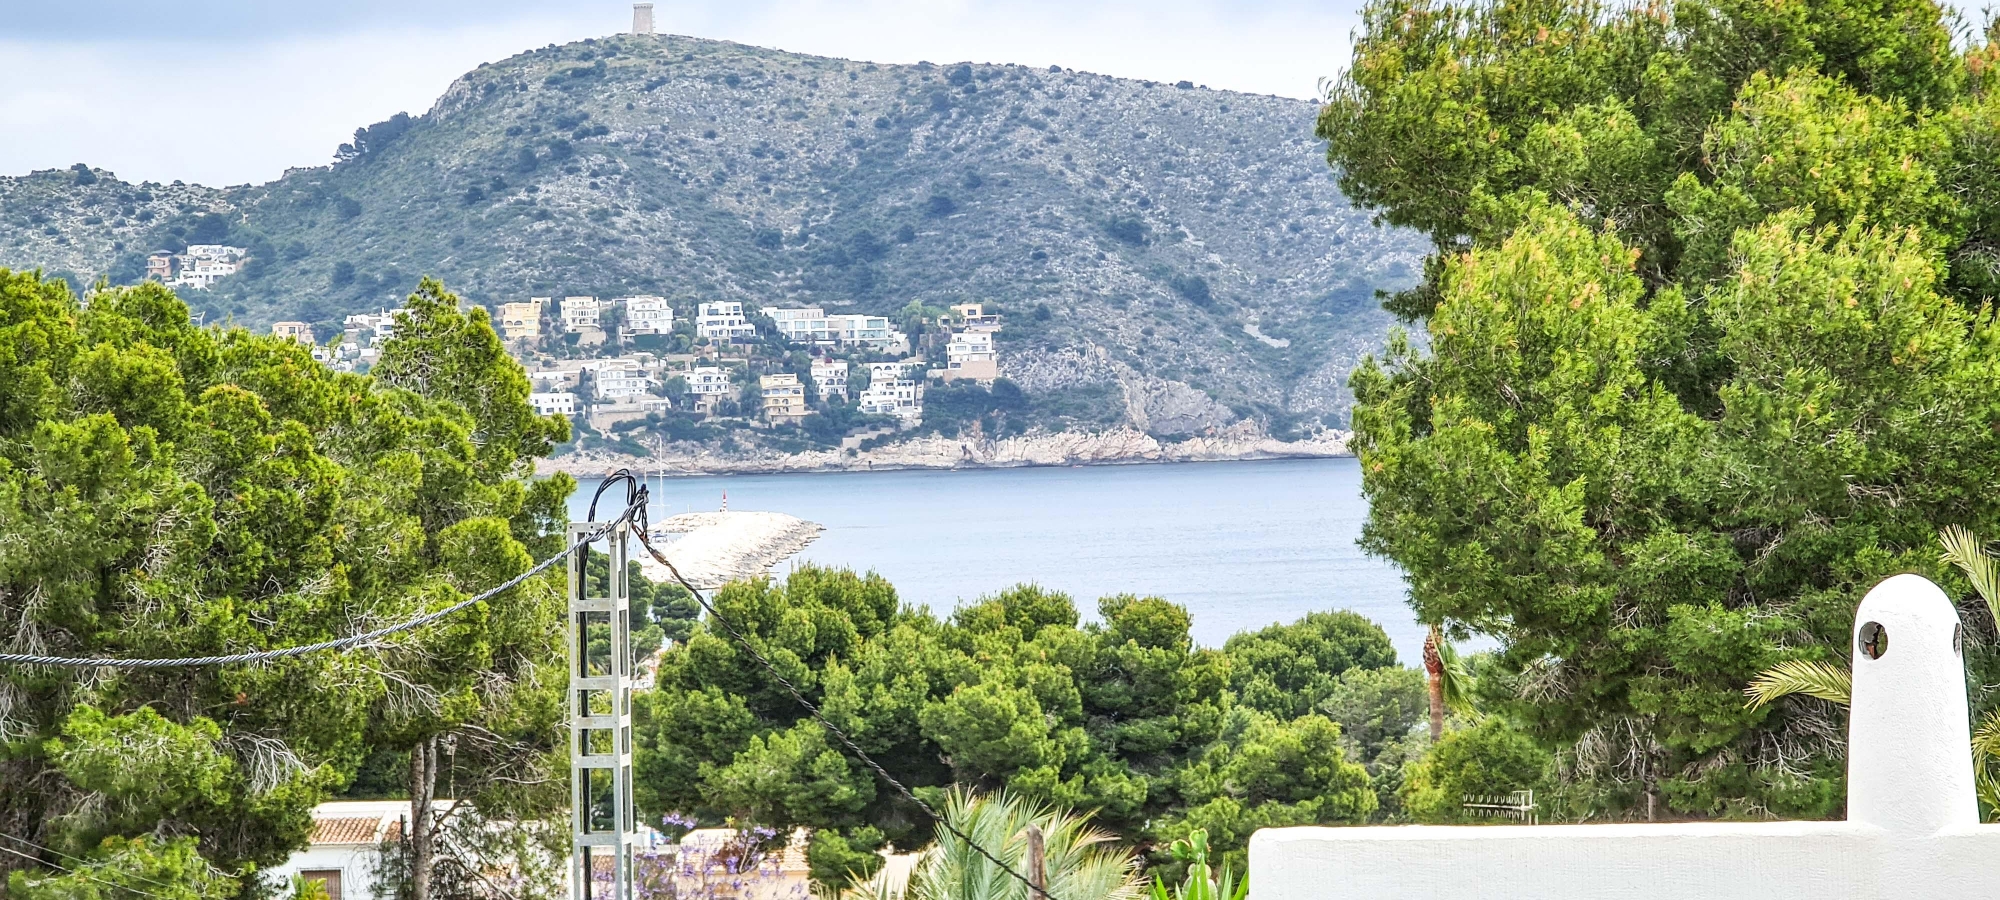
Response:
[632,3,654,35]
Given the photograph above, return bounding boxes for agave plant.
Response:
[1743,526,2000,814]
[1146,830,1245,900]
[847,789,1143,900]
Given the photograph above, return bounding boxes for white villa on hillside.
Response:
[811,359,849,401]
[560,296,603,334]
[530,391,578,416]
[595,358,657,401]
[761,306,832,344]
[943,331,998,383]
[859,361,923,422]
[696,302,757,342]
[687,365,734,412]
[622,295,675,335]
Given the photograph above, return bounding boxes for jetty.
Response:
[639,510,823,590]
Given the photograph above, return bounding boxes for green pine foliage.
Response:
[0,271,574,885]
[1322,0,2000,820]
[633,571,1407,886]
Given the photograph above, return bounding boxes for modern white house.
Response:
[826,313,896,348]
[530,391,578,416]
[760,306,833,344]
[811,359,850,401]
[859,361,923,422]
[696,301,757,342]
[560,296,603,334]
[943,331,998,383]
[262,801,405,900]
[165,245,249,289]
[622,296,675,335]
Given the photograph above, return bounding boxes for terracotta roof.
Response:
[311,816,388,845]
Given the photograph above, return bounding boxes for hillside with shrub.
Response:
[0,33,1424,433]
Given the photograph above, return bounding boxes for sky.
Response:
[0,0,1367,187]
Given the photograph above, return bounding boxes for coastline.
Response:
[538,424,1353,478]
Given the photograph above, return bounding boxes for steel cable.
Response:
[0,500,642,669]
[624,480,1060,900]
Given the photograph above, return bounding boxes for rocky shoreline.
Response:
[540,424,1352,478]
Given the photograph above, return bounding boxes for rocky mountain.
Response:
[0,33,1425,431]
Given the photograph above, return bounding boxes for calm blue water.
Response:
[569,458,1421,663]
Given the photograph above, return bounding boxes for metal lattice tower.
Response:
[569,520,637,900]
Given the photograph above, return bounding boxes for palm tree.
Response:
[1744,526,2000,812]
[1423,624,1480,742]
[846,789,1143,900]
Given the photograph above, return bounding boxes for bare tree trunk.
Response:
[1023,824,1047,900]
[409,736,437,900]
[1423,627,1445,743]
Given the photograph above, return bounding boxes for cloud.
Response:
[0,1,1360,186]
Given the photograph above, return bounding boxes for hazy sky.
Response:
[0,1,1367,187]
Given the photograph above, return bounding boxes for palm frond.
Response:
[1974,710,2000,822]
[1433,626,1479,718]
[1940,525,2000,626]
[1973,709,2000,766]
[1744,659,1852,709]
[880,788,1144,900]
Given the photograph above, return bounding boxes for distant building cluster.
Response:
[285,285,1016,441]
[147,244,248,290]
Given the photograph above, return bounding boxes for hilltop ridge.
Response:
[0,33,1425,431]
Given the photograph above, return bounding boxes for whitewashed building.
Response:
[262,801,404,900]
[594,359,656,401]
[560,296,602,333]
[811,359,850,401]
[859,361,923,422]
[530,391,578,416]
[622,296,675,335]
[686,365,734,412]
[696,301,757,342]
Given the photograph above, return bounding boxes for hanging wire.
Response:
[0,499,643,669]
[0,468,1057,900]
[622,477,1059,900]
[0,833,178,900]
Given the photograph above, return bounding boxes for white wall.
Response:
[1249,574,2000,900]
[263,843,388,899]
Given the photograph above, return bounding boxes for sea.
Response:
[569,457,1423,664]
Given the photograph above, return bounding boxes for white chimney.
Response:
[632,3,655,35]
